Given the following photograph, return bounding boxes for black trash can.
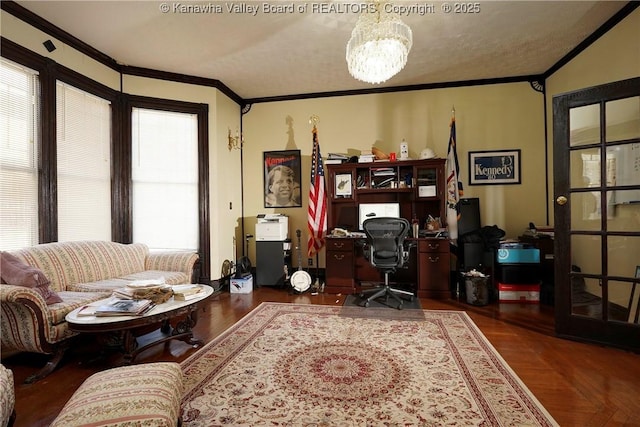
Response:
[465,276,490,306]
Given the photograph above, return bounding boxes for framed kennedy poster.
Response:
[263,150,302,208]
[468,149,521,185]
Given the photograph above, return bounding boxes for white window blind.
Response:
[0,59,40,250]
[132,108,198,251]
[56,82,111,241]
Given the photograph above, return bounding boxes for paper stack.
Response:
[325,153,349,164]
[172,284,204,301]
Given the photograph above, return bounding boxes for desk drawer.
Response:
[419,239,447,253]
[327,238,353,251]
[326,249,355,292]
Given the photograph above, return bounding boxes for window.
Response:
[56,82,112,241]
[0,59,40,250]
[132,108,198,251]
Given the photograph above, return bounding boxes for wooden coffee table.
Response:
[66,285,214,363]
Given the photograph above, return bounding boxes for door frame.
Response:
[552,77,640,351]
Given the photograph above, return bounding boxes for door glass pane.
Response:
[606,96,640,142]
[607,280,638,323]
[570,147,600,189]
[608,192,640,231]
[572,276,602,319]
[570,104,600,146]
[571,235,601,275]
[607,144,639,187]
[608,235,640,277]
[571,193,601,229]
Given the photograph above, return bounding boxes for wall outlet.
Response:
[308,258,313,266]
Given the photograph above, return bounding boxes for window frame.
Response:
[1,38,211,283]
[123,96,210,274]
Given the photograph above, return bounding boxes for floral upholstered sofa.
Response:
[0,240,199,383]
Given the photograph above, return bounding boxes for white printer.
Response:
[256,214,289,241]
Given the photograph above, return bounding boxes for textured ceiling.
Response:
[14,1,630,100]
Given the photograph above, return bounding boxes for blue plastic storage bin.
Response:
[497,248,540,264]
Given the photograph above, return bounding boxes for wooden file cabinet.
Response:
[418,238,450,299]
[325,238,355,294]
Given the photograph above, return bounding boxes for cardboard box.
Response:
[497,248,540,264]
[498,283,540,303]
[230,275,253,294]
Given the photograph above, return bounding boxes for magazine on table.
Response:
[94,297,155,316]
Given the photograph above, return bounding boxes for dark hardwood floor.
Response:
[3,287,640,426]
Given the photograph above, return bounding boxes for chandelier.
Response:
[346,1,413,84]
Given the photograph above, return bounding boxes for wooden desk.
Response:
[325,236,450,299]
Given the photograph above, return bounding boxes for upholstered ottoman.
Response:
[0,364,15,427]
[50,362,183,427]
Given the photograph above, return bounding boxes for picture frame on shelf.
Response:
[335,173,352,197]
[468,149,521,185]
[263,150,302,208]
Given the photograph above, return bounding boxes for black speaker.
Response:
[256,241,286,287]
[458,198,481,237]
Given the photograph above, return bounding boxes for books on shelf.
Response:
[94,298,155,317]
[325,158,344,165]
[358,155,375,163]
[371,167,395,176]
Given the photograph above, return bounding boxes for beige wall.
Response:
[242,83,546,267]
[1,11,120,90]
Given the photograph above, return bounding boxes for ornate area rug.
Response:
[181,302,558,426]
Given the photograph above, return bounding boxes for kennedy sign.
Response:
[469,150,521,185]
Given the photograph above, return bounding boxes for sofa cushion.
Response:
[47,291,111,326]
[50,362,183,427]
[0,251,63,304]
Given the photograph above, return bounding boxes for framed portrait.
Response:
[263,150,302,208]
[335,173,352,197]
[468,149,521,185]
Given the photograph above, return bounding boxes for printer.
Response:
[256,214,289,241]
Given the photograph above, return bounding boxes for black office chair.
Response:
[360,217,413,309]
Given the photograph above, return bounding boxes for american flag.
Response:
[307,125,327,257]
[446,115,464,241]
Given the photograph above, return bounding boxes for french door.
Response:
[553,77,640,351]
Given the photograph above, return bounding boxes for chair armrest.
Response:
[403,240,417,251]
[145,251,199,277]
[1,284,57,354]
[1,284,48,311]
